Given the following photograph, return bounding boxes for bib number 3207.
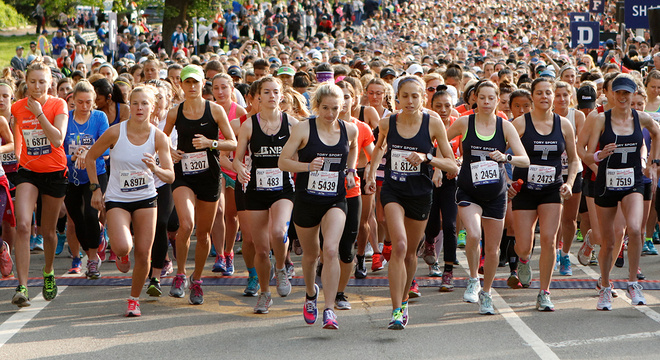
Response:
[182,151,209,175]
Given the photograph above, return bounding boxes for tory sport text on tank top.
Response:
[247,112,294,192]
[174,100,220,178]
[512,113,565,191]
[105,121,157,202]
[596,109,643,193]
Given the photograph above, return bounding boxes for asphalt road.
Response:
[1,236,660,360]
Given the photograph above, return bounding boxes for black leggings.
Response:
[64,174,108,251]
[319,195,361,263]
[424,178,458,264]
[151,184,174,269]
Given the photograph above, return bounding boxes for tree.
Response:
[161,0,223,54]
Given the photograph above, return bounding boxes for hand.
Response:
[26,96,43,117]
[141,152,158,171]
[309,157,324,172]
[192,134,212,150]
[597,143,617,161]
[74,147,87,170]
[651,164,658,192]
[507,184,518,199]
[170,148,184,163]
[405,152,425,167]
[236,163,250,184]
[91,190,104,212]
[347,174,356,189]
[489,150,507,163]
[559,183,572,200]
[432,169,443,187]
[364,179,376,195]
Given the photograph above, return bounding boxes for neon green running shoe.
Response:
[43,268,58,301]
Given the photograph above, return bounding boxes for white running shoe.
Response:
[463,278,481,303]
[627,283,646,305]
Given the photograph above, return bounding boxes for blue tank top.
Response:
[596,109,643,193]
[457,114,508,200]
[296,118,349,204]
[512,113,564,191]
[383,113,433,197]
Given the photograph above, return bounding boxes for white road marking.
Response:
[546,330,660,348]
[456,251,560,360]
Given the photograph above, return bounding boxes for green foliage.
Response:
[0,0,28,28]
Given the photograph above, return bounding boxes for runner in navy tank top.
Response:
[163,65,236,306]
[365,76,458,330]
[585,74,660,311]
[446,81,529,316]
[279,83,358,330]
[509,77,579,312]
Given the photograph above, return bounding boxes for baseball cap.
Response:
[380,68,397,78]
[576,85,597,109]
[611,76,637,93]
[181,64,205,82]
[91,58,105,67]
[406,64,424,76]
[16,45,23,50]
[227,66,242,78]
[635,36,645,43]
[539,69,556,78]
[276,66,295,77]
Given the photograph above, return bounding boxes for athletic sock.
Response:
[247,267,257,278]
[561,250,569,257]
[444,263,453,273]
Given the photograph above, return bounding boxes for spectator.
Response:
[11,46,28,72]
[226,15,239,41]
[38,30,50,55]
[171,24,187,50]
[27,41,42,57]
[208,23,220,53]
[52,30,68,57]
[34,0,45,35]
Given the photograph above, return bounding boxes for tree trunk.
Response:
[163,0,189,55]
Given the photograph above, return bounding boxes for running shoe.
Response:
[423,242,436,265]
[33,235,44,251]
[654,224,660,244]
[637,267,646,280]
[223,252,235,275]
[55,231,66,255]
[323,308,339,329]
[212,254,226,273]
[429,262,442,277]
[364,242,374,257]
[285,262,295,279]
[536,290,555,311]
[253,292,273,314]
[188,276,204,305]
[108,248,117,262]
[29,234,37,251]
[589,248,599,266]
[371,253,384,271]
[161,259,173,277]
[463,278,481,303]
[507,271,523,289]
[293,238,303,255]
[147,277,162,297]
[518,260,532,288]
[382,243,392,262]
[576,229,583,242]
[559,254,572,276]
[577,229,593,266]
[597,287,613,311]
[335,292,351,310]
[276,268,292,297]
[169,273,188,298]
[304,284,319,324]
[126,298,141,317]
[457,230,466,248]
[439,270,454,292]
[388,308,405,330]
[644,240,658,255]
[642,240,650,255]
[116,255,131,273]
[479,290,495,315]
[243,276,259,297]
[0,241,13,277]
[595,277,618,298]
[68,257,82,274]
[11,285,30,307]
[401,300,409,326]
[85,258,101,279]
[42,269,57,301]
[615,245,625,268]
[97,232,107,262]
[355,255,367,279]
[627,282,647,305]
[409,279,421,298]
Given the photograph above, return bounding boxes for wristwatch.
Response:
[652,159,660,165]
[424,153,433,164]
[506,154,513,163]
[89,183,101,192]
[211,140,219,149]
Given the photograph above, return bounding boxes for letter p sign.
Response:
[571,21,600,49]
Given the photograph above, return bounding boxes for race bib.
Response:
[561,151,568,176]
[120,170,149,192]
[390,149,419,181]
[376,156,386,180]
[1,151,17,165]
[23,129,50,156]
[470,160,499,186]
[527,165,556,190]
[606,168,634,191]
[307,171,339,196]
[256,168,283,191]
[181,151,209,175]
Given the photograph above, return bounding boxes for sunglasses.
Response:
[427,85,448,92]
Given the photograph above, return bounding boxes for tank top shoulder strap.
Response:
[467,113,476,138]
[632,109,641,132]
[115,102,121,124]
[524,112,532,128]
[604,109,612,134]
[228,102,237,120]
[251,114,260,135]
[359,106,365,122]
[204,100,211,116]
[176,101,185,119]
[388,113,397,134]
[308,117,319,143]
[553,113,562,134]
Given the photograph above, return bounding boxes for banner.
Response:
[571,21,600,48]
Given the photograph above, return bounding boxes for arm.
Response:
[501,120,529,167]
[86,126,119,211]
[583,112,609,167]
[163,106,183,162]
[0,116,14,154]
[561,117,579,198]
[210,103,237,151]
[364,117,389,194]
[26,97,68,148]
[363,106,380,129]
[640,112,660,190]
[278,121,317,173]
[428,115,459,176]
[146,130,175,184]
[578,110,599,171]
[232,119,252,184]
[445,115,467,143]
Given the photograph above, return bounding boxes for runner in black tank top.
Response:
[233,77,296,315]
[509,77,579,312]
[163,64,237,306]
[365,76,458,329]
[279,83,359,330]
[585,74,660,311]
[446,81,529,316]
